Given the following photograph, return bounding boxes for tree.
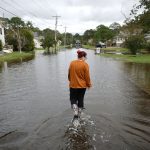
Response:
[109,22,121,31]
[128,0,150,33]
[6,28,34,52]
[42,34,55,53]
[26,21,34,30]
[21,29,34,51]
[9,17,25,29]
[5,30,18,51]
[42,28,56,53]
[73,33,82,45]
[8,17,25,52]
[83,29,95,45]
[94,25,115,43]
[5,17,34,52]
[109,22,121,35]
[125,35,145,54]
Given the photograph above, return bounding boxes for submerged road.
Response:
[0,49,150,150]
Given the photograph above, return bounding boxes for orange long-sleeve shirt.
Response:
[68,60,92,88]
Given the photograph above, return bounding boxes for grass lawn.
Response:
[82,45,128,52]
[101,54,150,64]
[101,47,128,52]
[82,45,95,49]
[34,48,45,50]
[0,52,34,63]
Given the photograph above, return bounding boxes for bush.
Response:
[0,40,2,51]
[125,36,145,55]
[5,29,34,52]
[5,31,18,51]
[21,29,34,51]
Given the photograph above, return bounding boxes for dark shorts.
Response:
[70,88,86,108]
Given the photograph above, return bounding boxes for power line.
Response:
[0,6,17,17]
[0,0,40,18]
[0,1,63,33]
[1,0,62,27]
[0,4,53,29]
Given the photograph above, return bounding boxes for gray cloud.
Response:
[0,0,139,34]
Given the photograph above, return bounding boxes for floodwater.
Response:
[0,49,150,150]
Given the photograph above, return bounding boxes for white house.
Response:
[33,32,43,48]
[34,39,42,48]
[0,23,5,46]
[113,31,126,47]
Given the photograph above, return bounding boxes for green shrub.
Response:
[5,29,34,52]
[125,36,145,55]
[21,29,34,51]
[0,40,2,51]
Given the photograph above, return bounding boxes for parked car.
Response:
[99,42,106,48]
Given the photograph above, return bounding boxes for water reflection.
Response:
[120,62,150,117]
[121,62,150,94]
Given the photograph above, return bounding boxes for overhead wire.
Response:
[0,6,17,17]
[13,0,56,28]
[0,0,66,32]
[0,0,54,29]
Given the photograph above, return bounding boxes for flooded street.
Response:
[0,49,150,150]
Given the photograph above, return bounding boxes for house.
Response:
[33,32,43,48]
[112,31,126,47]
[0,22,5,46]
[34,38,42,48]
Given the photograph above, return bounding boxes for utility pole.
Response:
[17,26,21,53]
[52,15,61,53]
[64,26,67,49]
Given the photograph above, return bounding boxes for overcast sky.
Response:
[0,0,139,34]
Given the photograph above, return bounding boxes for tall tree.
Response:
[73,33,81,44]
[8,17,25,52]
[26,21,34,30]
[128,0,150,33]
[109,22,121,34]
[41,34,55,53]
[94,25,114,43]
[9,17,25,28]
[6,17,34,52]
[83,29,95,45]
[41,28,55,53]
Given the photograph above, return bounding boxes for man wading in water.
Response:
[68,50,92,123]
